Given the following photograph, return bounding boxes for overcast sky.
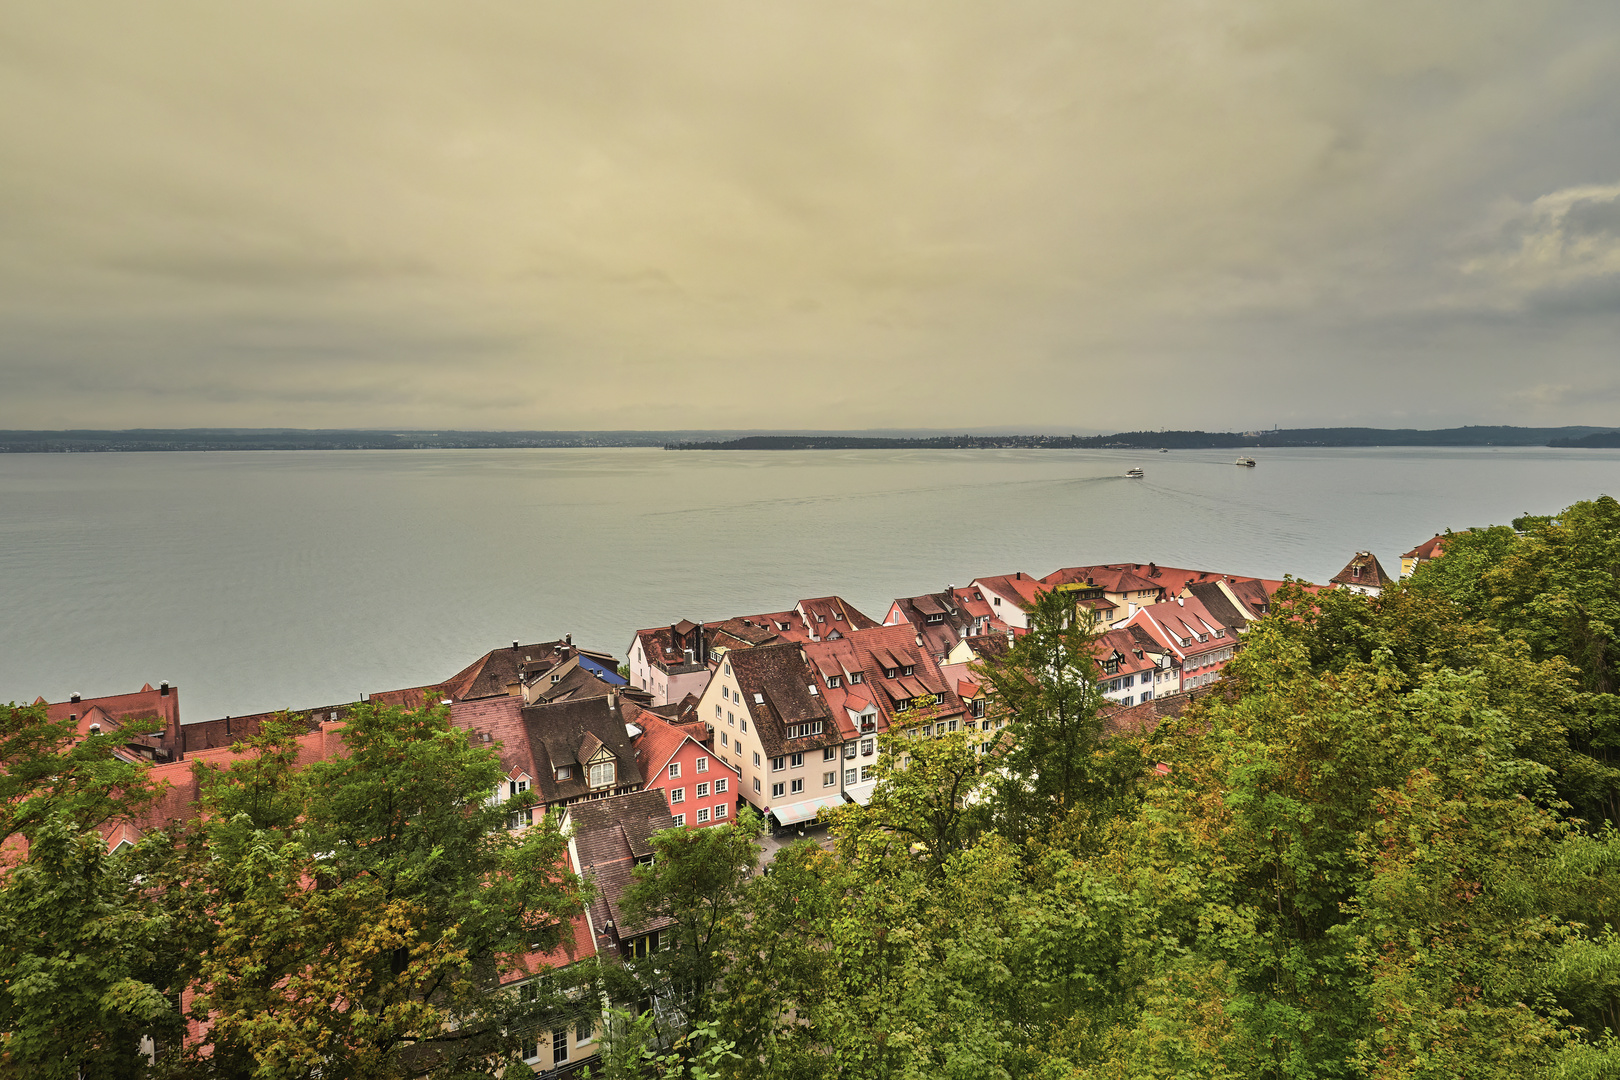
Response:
[3,3,1619,432]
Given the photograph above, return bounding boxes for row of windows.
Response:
[666,778,728,803]
[672,803,728,826]
[665,757,710,779]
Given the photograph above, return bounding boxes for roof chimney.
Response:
[1177,597,1184,606]
[513,640,520,651]
[69,692,81,703]
[565,634,572,646]
[159,681,170,696]
[88,723,99,735]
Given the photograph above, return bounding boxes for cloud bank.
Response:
[2,2,1619,430]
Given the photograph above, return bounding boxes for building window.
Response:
[789,752,804,768]
[554,1029,569,1063]
[714,778,727,793]
[670,787,685,803]
[714,803,727,818]
[884,667,897,678]
[715,704,722,719]
[740,719,748,733]
[823,747,837,761]
[555,765,572,781]
[844,767,857,785]
[823,771,837,787]
[861,738,874,756]
[727,711,734,725]
[721,732,729,747]
[753,752,761,766]
[790,778,804,794]
[588,761,616,788]
[753,777,761,792]
[522,1034,542,1062]
[721,686,729,701]
[668,762,681,779]
[772,781,785,798]
[827,675,841,687]
[844,743,857,759]
[695,757,708,773]
[850,672,863,684]
[578,1017,594,1043]
[971,699,985,718]
[772,756,785,772]
[860,765,874,781]
[696,807,710,823]
[673,813,685,826]
[902,665,913,676]
[724,662,731,674]
[696,782,710,798]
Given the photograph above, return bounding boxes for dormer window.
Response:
[556,766,572,781]
[884,667,898,679]
[1214,629,1226,638]
[827,675,841,688]
[850,672,863,684]
[588,760,616,788]
[816,614,825,623]
[901,665,914,676]
[926,613,943,624]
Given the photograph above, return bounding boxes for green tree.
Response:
[973,588,1115,838]
[0,700,160,851]
[0,819,180,1079]
[620,808,766,1036]
[180,700,586,1078]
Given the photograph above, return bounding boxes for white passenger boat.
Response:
[1125,467,1144,478]
[1235,457,1256,467]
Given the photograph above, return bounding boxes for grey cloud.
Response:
[3,2,1620,430]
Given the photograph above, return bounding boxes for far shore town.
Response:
[23,538,1444,1074]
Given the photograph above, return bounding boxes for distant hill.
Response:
[669,426,1615,450]
[2,424,1612,453]
[1548,431,1620,448]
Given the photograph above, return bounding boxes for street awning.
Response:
[843,782,877,806]
[768,794,846,827]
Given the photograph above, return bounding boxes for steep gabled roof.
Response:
[1184,581,1251,634]
[450,696,535,780]
[727,643,838,758]
[521,696,644,805]
[1330,551,1394,590]
[565,790,678,942]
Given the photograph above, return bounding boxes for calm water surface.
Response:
[2,446,1616,721]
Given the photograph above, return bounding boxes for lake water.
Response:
[2,446,1616,722]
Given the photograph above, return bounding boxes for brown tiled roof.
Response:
[1100,687,1212,738]
[521,696,644,806]
[886,591,974,659]
[1330,552,1395,590]
[1090,628,1158,678]
[1183,581,1251,634]
[565,790,678,942]
[450,696,535,780]
[532,662,616,705]
[1041,565,1162,598]
[725,643,839,758]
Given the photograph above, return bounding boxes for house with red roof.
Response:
[627,620,715,706]
[968,573,1048,631]
[32,682,184,764]
[1040,565,1167,627]
[1088,628,1163,708]
[627,705,740,828]
[1401,533,1463,577]
[1123,595,1240,692]
[730,596,881,646]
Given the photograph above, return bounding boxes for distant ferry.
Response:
[1235,457,1256,467]
[1125,467,1144,478]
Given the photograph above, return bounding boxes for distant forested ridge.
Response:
[669,425,1615,450]
[1549,430,1620,448]
[3,424,1613,453]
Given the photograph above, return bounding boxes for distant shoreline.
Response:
[0,425,1614,453]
